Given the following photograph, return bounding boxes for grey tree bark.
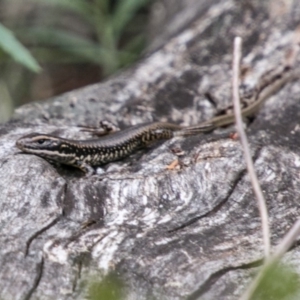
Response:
[1,0,300,299]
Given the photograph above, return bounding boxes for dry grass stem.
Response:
[232,36,270,259]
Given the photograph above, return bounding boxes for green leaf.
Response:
[251,263,300,300]
[118,34,145,66]
[0,23,41,72]
[89,273,124,300]
[112,0,150,39]
[0,80,14,123]
[28,0,93,20]
[18,27,110,65]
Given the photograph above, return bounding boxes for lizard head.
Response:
[16,133,76,164]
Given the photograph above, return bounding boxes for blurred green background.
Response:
[0,0,151,123]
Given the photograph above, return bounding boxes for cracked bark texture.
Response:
[1,0,300,299]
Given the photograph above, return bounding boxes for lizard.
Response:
[15,56,298,176]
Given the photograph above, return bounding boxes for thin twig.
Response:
[236,31,300,300]
[232,36,270,258]
[272,218,300,260]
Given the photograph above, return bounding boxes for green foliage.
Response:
[0,23,41,72]
[0,0,150,122]
[19,27,109,64]
[251,263,300,300]
[14,0,150,74]
[89,273,124,300]
[112,0,151,39]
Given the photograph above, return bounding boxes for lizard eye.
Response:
[37,139,46,144]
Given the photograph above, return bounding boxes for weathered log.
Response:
[1,1,300,299]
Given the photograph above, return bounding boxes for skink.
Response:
[16,62,297,175]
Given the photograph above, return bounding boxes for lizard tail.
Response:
[174,123,214,137]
